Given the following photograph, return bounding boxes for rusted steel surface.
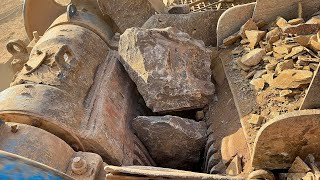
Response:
[23,0,68,40]
[300,64,320,110]
[0,122,75,172]
[0,9,154,167]
[253,0,320,24]
[216,2,255,46]
[252,110,320,170]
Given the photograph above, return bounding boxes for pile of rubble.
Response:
[224,14,320,122]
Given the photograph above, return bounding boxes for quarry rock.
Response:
[271,70,313,89]
[132,115,207,170]
[119,27,215,113]
[240,48,266,67]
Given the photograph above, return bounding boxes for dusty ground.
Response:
[0,0,27,91]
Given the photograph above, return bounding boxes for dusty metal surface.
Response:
[252,110,320,170]
[300,64,320,110]
[253,0,320,24]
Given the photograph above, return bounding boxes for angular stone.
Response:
[294,35,312,47]
[143,10,224,46]
[276,17,290,31]
[306,16,320,25]
[119,27,215,113]
[262,73,274,85]
[168,4,190,14]
[226,155,242,176]
[288,157,311,173]
[273,45,294,55]
[98,0,156,33]
[253,70,267,79]
[283,23,320,35]
[245,30,266,49]
[271,70,313,89]
[284,46,305,59]
[132,115,207,170]
[275,59,294,74]
[223,33,241,46]
[309,63,319,71]
[250,78,265,91]
[280,90,293,97]
[240,48,266,67]
[249,114,264,125]
[266,27,281,44]
[239,18,259,39]
[288,18,305,25]
[309,39,320,52]
[237,59,250,71]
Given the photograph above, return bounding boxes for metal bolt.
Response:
[71,157,87,175]
[11,125,18,133]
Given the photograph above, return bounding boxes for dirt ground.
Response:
[0,0,27,91]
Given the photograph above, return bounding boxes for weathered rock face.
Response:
[132,115,207,170]
[142,10,224,46]
[97,0,156,33]
[119,27,215,113]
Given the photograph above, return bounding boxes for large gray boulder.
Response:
[132,115,207,170]
[119,27,215,113]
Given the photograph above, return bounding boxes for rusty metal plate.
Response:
[252,110,320,170]
[300,64,320,110]
[216,3,256,46]
[23,0,68,40]
[253,0,320,24]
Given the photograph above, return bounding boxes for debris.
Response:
[288,157,311,173]
[245,30,266,49]
[288,18,305,25]
[248,114,264,125]
[250,78,265,91]
[239,18,259,39]
[276,17,290,31]
[119,27,215,112]
[283,24,320,36]
[275,59,294,74]
[195,110,205,121]
[132,116,207,170]
[223,33,241,46]
[240,48,266,67]
[271,70,313,89]
[226,155,242,176]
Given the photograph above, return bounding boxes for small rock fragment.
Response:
[226,155,242,176]
[132,115,207,170]
[168,4,190,14]
[239,18,259,39]
[273,45,294,55]
[195,110,205,121]
[275,59,294,74]
[237,58,250,71]
[245,70,257,79]
[245,30,266,49]
[276,17,290,31]
[306,16,320,25]
[288,18,305,25]
[262,73,274,85]
[253,70,267,79]
[309,39,320,52]
[284,46,305,59]
[280,90,293,97]
[249,114,264,125]
[223,33,241,46]
[240,48,266,67]
[294,35,312,47]
[271,70,313,89]
[250,78,265,91]
[288,157,311,173]
[309,63,319,71]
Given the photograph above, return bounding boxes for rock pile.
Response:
[224,16,320,120]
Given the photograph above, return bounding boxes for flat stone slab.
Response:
[252,110,320,170]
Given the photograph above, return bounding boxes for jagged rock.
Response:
[288,157,311,173]
[226,155,242,176]
[239,18,259,39]
[266,28,281,44]
[283,23,320,36]
[275,60,294,74]
[248,114,264,125]
[223,33,241,46]
[271,70,313,89]
[240,48,266,67]
[294,35,312,47]
[97,0,156,33]
[288,18,305,25]
[276,17,290,31]
[119,27,214,112]
[250,78,265,91]
[142,10,224,46]
[245,30,266,49]
[132,115,207,170]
